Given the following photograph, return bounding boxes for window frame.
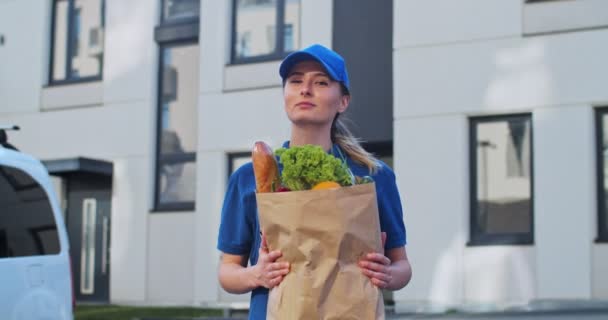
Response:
[595,107,608,242]
[48,0,105,86]
[227,152,251,181]
[230,0,295,64]
[468,114,535,246]
[160,0,200,25]
[152,5,200,212]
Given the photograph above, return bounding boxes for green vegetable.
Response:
[275,145,354,191]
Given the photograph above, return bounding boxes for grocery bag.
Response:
[256,182,385,320]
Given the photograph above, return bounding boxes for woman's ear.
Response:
[338,95,351,113]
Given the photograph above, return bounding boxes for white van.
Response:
[0,127,74,320]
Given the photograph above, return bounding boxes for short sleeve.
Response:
[217,163,257,256]
[374,162,407,250]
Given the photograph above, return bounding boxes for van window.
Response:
[0,164,60,258]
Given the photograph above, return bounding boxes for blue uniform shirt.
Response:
[217,142,406,320]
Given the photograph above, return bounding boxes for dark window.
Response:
[162,0,200,22]
[153,2,199,212]
[595,108,608,242]
[228,152,251,180]
[0,165,60,258]
[231,0,300,63]
[469,114,534,245]
[50,0,105,84]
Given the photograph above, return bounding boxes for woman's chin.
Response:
[290,118,331,128]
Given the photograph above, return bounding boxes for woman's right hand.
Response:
[254,233,290,289]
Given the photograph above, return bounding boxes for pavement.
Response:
[389,310,608,320]
[140,309,608,320]
[139,303,608,320]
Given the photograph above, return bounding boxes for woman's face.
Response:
[283,60,350,128]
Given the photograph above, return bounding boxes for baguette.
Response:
[252,141,280,193]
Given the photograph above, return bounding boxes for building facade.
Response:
[0,0,607,312]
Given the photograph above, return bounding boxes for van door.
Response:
[0,160,72,319]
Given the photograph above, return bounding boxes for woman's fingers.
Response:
[261,250,283,263]
[360,260,387,273]
[365,253,391,265]
[267,266,290,279]
[260,260,290,289]
[359,253,392,288]
[362,268,391,282]
[268,275,284,288]
[360,262,390,283]
[361,267,392,288]
[263,265,289,289]
[371,277,389,289]
[266,262,289,273]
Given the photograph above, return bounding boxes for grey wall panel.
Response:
[333,0,393,144]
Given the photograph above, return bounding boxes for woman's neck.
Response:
[289,125,332,152]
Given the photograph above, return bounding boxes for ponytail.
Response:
[331,113,380,174]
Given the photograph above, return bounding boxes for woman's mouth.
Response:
[296,101,315,108]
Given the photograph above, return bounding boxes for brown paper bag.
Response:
[257,183,385,320]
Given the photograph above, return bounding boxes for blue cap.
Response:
[279,44,350,92]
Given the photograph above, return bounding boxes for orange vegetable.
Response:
[311,181,341,190]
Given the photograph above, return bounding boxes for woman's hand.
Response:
[359,232,393,289]
[253,233,290,289]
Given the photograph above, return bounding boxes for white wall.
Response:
[0,0,49,114]
[463,246,535,308]
[110,156,151,303]
[393,115,468,311]
[593,245,608,298]
[394,29,608,118]
[394,0,522,49]
[534,106,595,299]
[148,213,195,304]
[393,0,608,311]
[103,0,160,304]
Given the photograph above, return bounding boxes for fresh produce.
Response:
[251,142,374,193]
[275,145,353,191]
[312,181,341,190]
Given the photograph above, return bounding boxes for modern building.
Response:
[0,0,607,313]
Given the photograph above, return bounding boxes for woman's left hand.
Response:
[358,232,392,289]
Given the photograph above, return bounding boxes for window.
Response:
[153,1,200,212]
[595,108,608,242]
[228,152,251,179]
[231,0,300,63]
[469,115,534,245]
[50,0,105,84]
[0,165,60,258]
[162,0,200,22]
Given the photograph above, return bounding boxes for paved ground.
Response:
[141,308,608,320]
[388,310,608,320]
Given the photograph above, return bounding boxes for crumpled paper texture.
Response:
[257,183,385,320]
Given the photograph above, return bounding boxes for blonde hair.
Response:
[331,113,380,174]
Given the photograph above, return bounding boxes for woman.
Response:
[217,44,412,319]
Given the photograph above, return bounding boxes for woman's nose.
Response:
[300,81,312,96]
